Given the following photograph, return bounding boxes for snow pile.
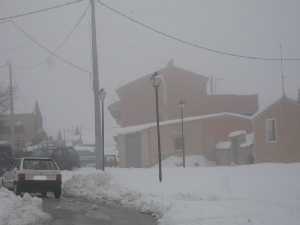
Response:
[216,141,231,150]
[63,164,300,225]
[240,133,255,148]
[63,169,170,216]
[216,132,255,149]
[228,130,247,138]
[0,188,50,225]
[157,154,214,167]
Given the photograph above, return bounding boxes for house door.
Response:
[125,133,142,167]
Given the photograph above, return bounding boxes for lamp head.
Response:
[178,100,185,108]
[150,72,161,87]
[98,88,106,101]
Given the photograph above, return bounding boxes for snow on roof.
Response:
[216,141,231,150]
[228,130,246,138]
[216,132,254,150]
[251,96,300,119]
[240,133,255,148]
[251,97,282,119]
[116,112,251,135]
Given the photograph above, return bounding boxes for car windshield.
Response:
[23,159,58,170]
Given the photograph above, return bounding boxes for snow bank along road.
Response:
[43,197,156,225]
[0,180,156,225]
[63,164,300,225]
[0,188,50,225]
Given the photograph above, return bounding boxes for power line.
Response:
[14,4,90,70]
[97,0,300,62]
[10,20,90,73]
[0,0,84,22]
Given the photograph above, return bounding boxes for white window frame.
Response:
[265,118,277,143]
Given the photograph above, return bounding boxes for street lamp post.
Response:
[98,88,106,171]
[151,72,162,182]
[178,100,186,168]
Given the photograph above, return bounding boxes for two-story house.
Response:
[109,61,258,167]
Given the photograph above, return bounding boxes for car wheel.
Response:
[54,188,61,199]
[14,183,22,196]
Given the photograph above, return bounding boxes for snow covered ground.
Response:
[155,154,215,167]
[63,163,300,225]
[0,188,50,225]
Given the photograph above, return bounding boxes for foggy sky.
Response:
[1,0,300,147]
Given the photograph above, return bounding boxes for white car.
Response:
[2,157,62,199]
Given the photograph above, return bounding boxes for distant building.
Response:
[74,145,118,167]
[109,61,258,167]
[211,94,300,165]
[253,95,300,163]
[0,102,46,150]
[116,113,253,167]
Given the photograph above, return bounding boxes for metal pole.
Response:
[180,106,185,168]
[8,62,15,154]
[210,76,214,95]
[280,44,286,97]
[90,0,103,170]
[63,129,66,146]
[155,86,162,182]
[101,98,105,170]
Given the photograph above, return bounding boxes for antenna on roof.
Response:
[280,44,286,97]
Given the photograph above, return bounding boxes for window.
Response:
[23,159,58,170]
[266,118,277,143]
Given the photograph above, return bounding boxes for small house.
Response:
[253,95,300,163]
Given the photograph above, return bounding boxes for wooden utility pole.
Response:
[8,61,15,154]
[99,89,106,170]
[90,0,103,170]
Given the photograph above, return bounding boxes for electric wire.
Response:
[97,0,300,61]
[9,20,90,73]
[14,4,90,70]
[0,0,84,22]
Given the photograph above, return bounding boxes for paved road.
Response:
[43,196,157,225]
